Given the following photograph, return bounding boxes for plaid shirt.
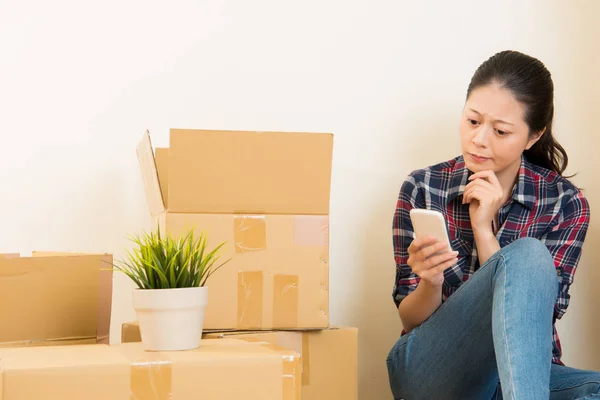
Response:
[392,155,590,364]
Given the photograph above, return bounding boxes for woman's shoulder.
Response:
[526,162,581,191]
[525,161,589,209]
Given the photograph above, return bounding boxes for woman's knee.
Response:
[504,237,547,255]
[500,237,557,284]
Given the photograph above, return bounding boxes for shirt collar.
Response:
[512,156,537,210]
[447,155,536,210]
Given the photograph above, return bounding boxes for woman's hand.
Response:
[463,170,505,233]
[407,236,458,287]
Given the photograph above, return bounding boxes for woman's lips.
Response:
[469,153,490,163]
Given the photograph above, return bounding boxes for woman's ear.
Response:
[525,127,546,150]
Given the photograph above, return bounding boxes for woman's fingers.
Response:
[419,241,451,261]
[469,170,502,189]
[408,235,439,254]
[419,254,458,279]
[463,183,497,205]
[435,256,459,274]
[423,249,459,269]
[464,173,503,205]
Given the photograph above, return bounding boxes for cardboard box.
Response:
[156,128,334,215]
[122,322,358,400]
[0,339,301,399]
[0,252,113,347]
[136,129,333,330]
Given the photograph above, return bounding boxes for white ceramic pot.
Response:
[132,286,208,351]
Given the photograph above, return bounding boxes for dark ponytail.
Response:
[466,50,569,175]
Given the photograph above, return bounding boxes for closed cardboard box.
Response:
[0,252,112,347]
[122,322,358,400]
[0,339,301,399]
[137,129,333,330]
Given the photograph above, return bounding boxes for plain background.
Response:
[1,1,599,398]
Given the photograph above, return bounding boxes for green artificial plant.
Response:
[114,228,230,289]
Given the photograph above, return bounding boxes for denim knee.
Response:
[500,237,557,287]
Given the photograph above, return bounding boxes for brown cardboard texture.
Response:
[0,254,19,259]
[0,340,301,399]
[136,130,332,330]
[154,147,169,208]
[0,252,113,346]
[122,322,358,400]
[0,337,97,349]
[121,322,141,343]
[166,213,329,330]
[138,129,334,215]
[136,131,165,216]
[209,328,358,400]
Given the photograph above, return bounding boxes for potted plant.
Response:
[114,227,230,351]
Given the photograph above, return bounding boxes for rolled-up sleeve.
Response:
[539,190,590,321]
[392,173,426,308]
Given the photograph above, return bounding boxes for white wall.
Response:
[1,1,599,398]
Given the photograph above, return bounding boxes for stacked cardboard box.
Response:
[137,129,333,331]
[0,128,358,398]
[0,252,113,347]
[133,128,359,399]
[0,249,302,399]
[122,322,358,400]
[0,339,301,399]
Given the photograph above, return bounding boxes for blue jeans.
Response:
[387,237,600,400]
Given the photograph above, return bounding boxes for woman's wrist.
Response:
[420,278,444,291]
[472,224,500,265]
[472,221,494,236]
[473,227,497,245]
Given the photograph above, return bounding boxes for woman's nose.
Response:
[472,125,491,147]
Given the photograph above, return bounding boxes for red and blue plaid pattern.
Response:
[393,155,590,364]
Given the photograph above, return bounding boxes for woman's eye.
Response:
[496,129,507,136]
[468,119,479,125]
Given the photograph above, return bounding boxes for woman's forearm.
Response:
[473,227,500,265]
[398,280,443,333]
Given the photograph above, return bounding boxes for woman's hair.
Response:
[466,50,569,175]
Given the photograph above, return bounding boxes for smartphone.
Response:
[409,209,452,252]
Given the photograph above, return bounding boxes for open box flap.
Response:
[136,131,166,216]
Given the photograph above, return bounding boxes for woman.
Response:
[387,50,599,400]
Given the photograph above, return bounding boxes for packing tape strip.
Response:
[293,215,329,247]
[234,215,305,329]
[237,271,264,329]
[233,215,267,253]
[254,342,302,400]
[237,272,300,330]
[277,331,310,386]
[282,353,302,400]
[273,274,299,328]
[130,353,173,400]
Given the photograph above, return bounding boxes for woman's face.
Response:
[459,83,542,181]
